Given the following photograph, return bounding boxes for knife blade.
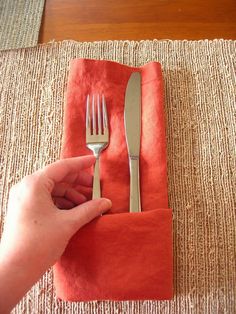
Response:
[124,72,142,213]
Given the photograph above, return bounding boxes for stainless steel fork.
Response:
[86,94,109,199]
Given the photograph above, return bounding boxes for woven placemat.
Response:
[0,0,45,51]
[0,39,235,313]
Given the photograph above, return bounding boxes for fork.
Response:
[86,94,109,199]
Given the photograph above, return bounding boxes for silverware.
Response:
[124,72,142,213]
[86,94,109,199]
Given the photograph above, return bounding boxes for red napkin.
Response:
[53,59,173,301]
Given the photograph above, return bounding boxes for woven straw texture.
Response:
[0,0,45,51]
[0,39,235,313]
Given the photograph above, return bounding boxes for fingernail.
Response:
[101,198,112,209]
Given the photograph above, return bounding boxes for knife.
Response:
[124,72,142,213]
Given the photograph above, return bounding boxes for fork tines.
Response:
[86,94,108,136]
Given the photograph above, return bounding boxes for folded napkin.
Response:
[53,59,173,301]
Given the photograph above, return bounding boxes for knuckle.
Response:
[50,159,62,168]
[8,183,22,205]
[21,174,41,193]
[9,183,17,197]
[80,206,94,224]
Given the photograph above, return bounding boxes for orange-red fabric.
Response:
[53,59,173,300]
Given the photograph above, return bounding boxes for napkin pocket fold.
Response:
[54,208,173,301]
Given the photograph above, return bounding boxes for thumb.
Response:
[65,198,112,231]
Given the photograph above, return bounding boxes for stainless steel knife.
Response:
[124,72,142,213]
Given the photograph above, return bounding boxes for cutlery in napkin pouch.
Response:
[53,59,173,300]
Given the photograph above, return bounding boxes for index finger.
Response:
[42,155,95,183]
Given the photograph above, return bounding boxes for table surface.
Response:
[39,0,236,43]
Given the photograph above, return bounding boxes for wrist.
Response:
[0,250,47,313]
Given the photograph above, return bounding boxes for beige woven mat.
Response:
[0,39,235,313]
[0,0,45,51]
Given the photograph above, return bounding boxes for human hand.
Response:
[0,155,112,313]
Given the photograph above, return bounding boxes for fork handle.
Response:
[92,157,100,199]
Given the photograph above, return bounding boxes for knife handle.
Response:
[129,157,141,213]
